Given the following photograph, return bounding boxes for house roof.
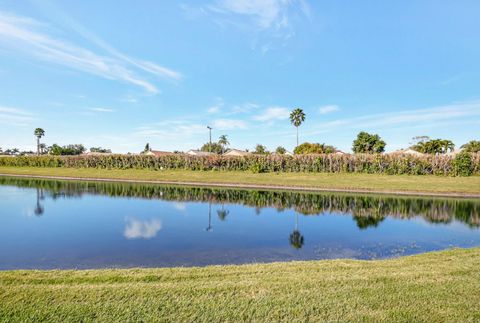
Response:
[390,149,424,156]
[144,150,174,157]
[223,149,251,156]
[186,150,215,156]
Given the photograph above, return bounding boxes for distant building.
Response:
[186,150,215,156]
[144,150,174,157]
[223,149,251,157]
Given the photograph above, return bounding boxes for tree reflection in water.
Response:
[289,213,304,249]
[2,177,479,229]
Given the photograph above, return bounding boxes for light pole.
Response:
[207,126,212,152]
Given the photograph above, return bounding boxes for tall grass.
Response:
[0,153,479,176]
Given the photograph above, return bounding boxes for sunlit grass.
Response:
[1,248,479,322]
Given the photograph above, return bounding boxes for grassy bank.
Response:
[0,166,480,195]
[1,248,479,322]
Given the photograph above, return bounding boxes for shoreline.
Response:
[1,172,479,198]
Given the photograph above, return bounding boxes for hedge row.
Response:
[0,153,479,176]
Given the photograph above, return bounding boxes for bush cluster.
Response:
[1,153,479,176]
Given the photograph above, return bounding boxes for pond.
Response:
[0,176,479,269]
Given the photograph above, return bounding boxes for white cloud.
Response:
[318,105,340,115]
[0,11,181,93]
[124,217,162,239]
[212,118,248,130]
[304,100,480,136]
[253,106,290,122]
[87,107,115,113]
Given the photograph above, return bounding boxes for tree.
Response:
[34,128,45,155]
[294,142,336,155]
[218,135,229,150]
[411,139,454,154]
[200,142,223,154]
[352,131,386,154]
[49,144,86,155]
[253,144,268,155]
[143,143,151,153]
[90,147,112,153]
[289,108,306,148]
[461,140,480,153]
[275,146,286,154]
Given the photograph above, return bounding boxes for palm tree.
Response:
[289,213,304,249]
[34,128,45,155]
[218,135,230,152]
[289,108,305,148]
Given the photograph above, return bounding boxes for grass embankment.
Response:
[0,166,479,196]
[1,248,479,322]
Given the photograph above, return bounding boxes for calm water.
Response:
[0,176,479,269]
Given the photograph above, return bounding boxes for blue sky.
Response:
[0,0,479,153]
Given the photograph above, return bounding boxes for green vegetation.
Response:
[1,152,480,176]
[289,107,306,147]
[294,142,336,154]
[352,131,386,153]
[90,147,112,153]
[1,248,479,322]
[462,140,480,153]
[1,166,480,195]
[453,151,474,176]
[201,135,230,154]
[253,144,268,155]
[411,137,455,154]
[275,146,286,154]
[49,144,86,156]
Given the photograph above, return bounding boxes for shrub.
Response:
[453,152,473,176]
[294,142,336,155]
[0,153,479,176]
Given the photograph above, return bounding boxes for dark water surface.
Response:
[0,176,479,269]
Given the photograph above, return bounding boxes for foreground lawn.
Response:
[0,166,479,195]
[0,248,479,322]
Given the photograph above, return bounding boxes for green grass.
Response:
[0,166,479,195]
[1,248,479,322]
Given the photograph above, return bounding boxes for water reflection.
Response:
[1,176,479,269]
[124,217,162,239]
[2,176,478,228]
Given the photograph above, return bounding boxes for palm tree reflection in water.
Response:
[289,213,304,249]
[34,187,45,216]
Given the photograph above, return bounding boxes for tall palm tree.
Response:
[34,128,45,155]
[289,108,305,148]
[218,135,230,152]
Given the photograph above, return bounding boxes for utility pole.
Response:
[207,126,212,152]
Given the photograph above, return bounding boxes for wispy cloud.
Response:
[212,118,247,129]
[0,11,181,93]
[87,107,115,113]
[210,0,309,31]
[318,105,340,115]
[181,0,310,52]
[304,100,480,136]
[0,105,34,126]
[253,106,290,122]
